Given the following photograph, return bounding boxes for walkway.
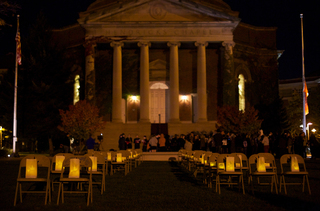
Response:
[1,159,320,210]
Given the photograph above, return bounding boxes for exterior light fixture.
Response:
[131,96,137,101]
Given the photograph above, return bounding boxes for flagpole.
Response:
[13,15,20,153]
[300,14,306,135]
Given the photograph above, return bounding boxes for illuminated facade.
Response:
[55,0,279,150]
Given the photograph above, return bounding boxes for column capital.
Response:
[195,41,208,47]
[110,41,124,48]
[222,41,235,48]
[167,41,181,47]
[84,41,97,57]
[138,41,151,47]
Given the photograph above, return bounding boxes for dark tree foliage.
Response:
[256,95,289,135]
[18,13,73,149]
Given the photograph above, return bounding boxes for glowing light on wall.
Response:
[238,74,245,111]
[73,75,80,105]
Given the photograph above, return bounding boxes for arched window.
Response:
[238,74,245,111]
[73,75,80,105]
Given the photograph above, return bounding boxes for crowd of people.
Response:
[118,129,320,159]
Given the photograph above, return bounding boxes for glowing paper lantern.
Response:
[291,156,300,172]
[257,157,266,172]
[89,156,97,171]
[237,154,242,167]
[55,156,65,171]
[69,159,80,178]
[107,152,112,161]
[218,163,225,170]
[116,153,122,162]
[201,154,205,164]
[226,157,235,172]
[26,159,37,178]
[210,162,216,167]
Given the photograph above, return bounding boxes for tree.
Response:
[217,105,262,137]
[19,13,74,153]
[59,100,105,143]
[256,95,289,134]
[0,1,19,28]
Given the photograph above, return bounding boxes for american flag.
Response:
[15,31,21,65]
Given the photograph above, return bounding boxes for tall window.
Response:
[238,74,245,111]
[73,75,80,105]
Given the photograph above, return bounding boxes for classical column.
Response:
[222,41,236,105]
[138,41,151,123]
[111,41,124,123]
[167,42,181,123]
[195,41,208,122]
[85,42,96,103]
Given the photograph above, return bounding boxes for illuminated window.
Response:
[238,74,245,111]
[73,75,80,105]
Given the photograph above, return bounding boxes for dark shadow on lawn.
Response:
[251,190,318,211]
[168,161,205,186]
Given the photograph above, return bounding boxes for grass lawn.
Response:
[1,158,320,211]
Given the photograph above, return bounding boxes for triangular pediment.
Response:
[150,59,167,70]
[79,0,239,24]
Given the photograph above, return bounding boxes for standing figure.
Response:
[149,135,158,152]
[118,133,126,150]
[158,133,167,152]
[86,133,95,150]
[126,134,133,149]
[142,136,148,152]
[134,135,141,149]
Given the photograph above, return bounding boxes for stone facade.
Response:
[53,0,279,150]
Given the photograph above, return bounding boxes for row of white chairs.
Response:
[14,149,143,206]
[179,150,311,195]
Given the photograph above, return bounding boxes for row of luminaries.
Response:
[14,149,143,206]
[179,150,311,195]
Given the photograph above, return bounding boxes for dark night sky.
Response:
[1,0,320,80]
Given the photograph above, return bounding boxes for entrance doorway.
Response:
[149,82,168,123]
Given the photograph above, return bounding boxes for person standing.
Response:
[184,139,193,151]
[142,136,148,152]
[149,135,158,152]
[86,133,95,150]
[158,133,167,152]
[295,132,305,158]
[126,134,133,149]
[134,135,141,149]
[287,132,294,154]
[118,133,126,150]
[262,133,269,153]
[213,129,223,153]
[309,134,318,159]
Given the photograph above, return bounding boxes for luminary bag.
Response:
[257,157,266,172]
[116,153,122,162]
[26,159,37,178]
[89,156,97,171]
[55,156,65,171]
[226,157,235,172]
[291,156,300,172]
[69,158,80,178]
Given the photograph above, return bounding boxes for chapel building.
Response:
[54,0,279,150]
